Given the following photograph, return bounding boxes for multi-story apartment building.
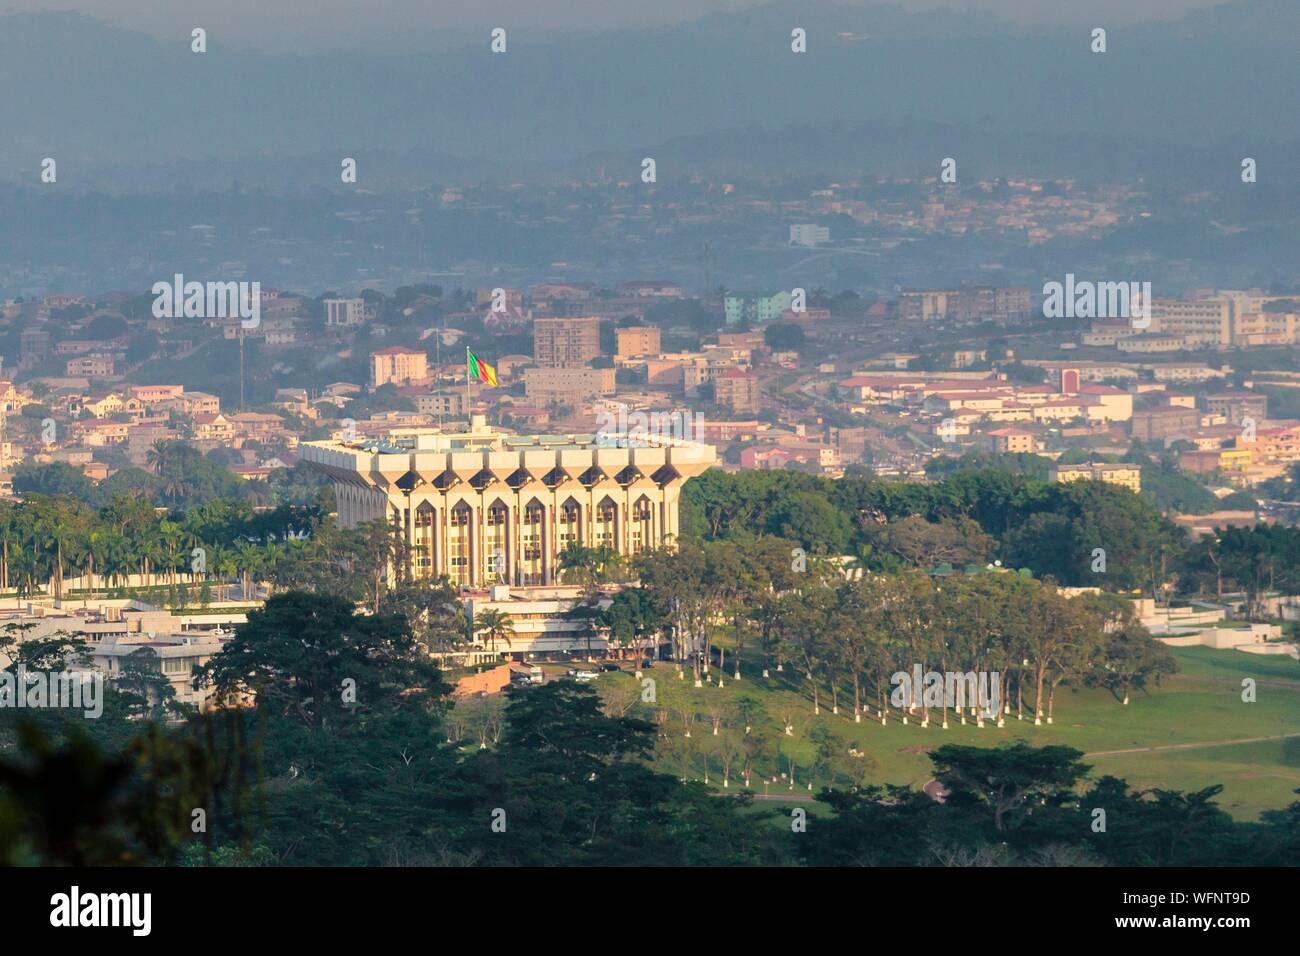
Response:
[533,316,602,367]
[713,368,761,414]
[1205,391,1267,424]
[66,356,115,377]
[126,384,184,404]
[789,224,830,246]
[1149,297,1232,347]
[898,290,950,323]
[413,391,466,418]
[1130,406,1201,443]
[370,345,429,388]
[1146,363,1225,383]
[19,328,51,362]
[724,292,792,326]
[1049,462,1142,493]
[324,298,367,328]
[524,366,616,403]
[1249,424,1300,463]
[1231,309,1300,347]
[988,427,1036,454]
[300,417,716,588]
[615,326,662,359]
[993,286,1033,321]
[178,391,221,417]
[899,286,1029,323]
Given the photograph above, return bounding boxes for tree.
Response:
[472,607,515,656]
[0,719,253,866]
[766,491,851,555]
[1086,595,1178,705]
[388,576,465,654]
[557,543,625,586]
[502,681,653,772]
[597,586,667,660]
[196,591,448,731]
[763,322,806,351]
[929,743,1091,832]
[1184,525,1300,619]
[863,514,994,569]
[112,647,179,721]
[147,440,189,504]
[11,463,97,504]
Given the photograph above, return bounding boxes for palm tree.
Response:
[472,608,515,658]
[7,539,36,597]
[38,511,75,602]
[563,588,604,662]
[83,529,107,594]
[98,530,131,591]
[145,439,171,474]
[214,545,240,603]
[261,540,285,596]
[139,533,168,590]
[557,543,599,586]
[234,541,262,601]
[557,543,626,586]
[158,519,185,586]
[147,439,190,504]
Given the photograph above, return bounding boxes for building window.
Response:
[521,502,545,586]
[632,497,653,554]
[595,499,617,549]
[449,504,472,586]
[559,500,580,548]
[414,503,436,574]
[484,503,508,583]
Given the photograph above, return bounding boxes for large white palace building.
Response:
[300,416,716,588]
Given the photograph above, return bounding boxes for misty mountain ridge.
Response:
[2,1,1299,183]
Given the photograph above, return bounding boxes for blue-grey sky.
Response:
[0,0,1238,52]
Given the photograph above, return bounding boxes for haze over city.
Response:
[0,0,1294,931]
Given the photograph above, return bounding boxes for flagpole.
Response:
[465,346,472,429]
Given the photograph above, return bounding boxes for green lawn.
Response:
[596,647,1300,821]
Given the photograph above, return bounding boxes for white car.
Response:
[574,670,599,682]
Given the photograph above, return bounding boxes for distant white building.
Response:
[324,298,367,327]
[465,584,616,661]
[0,598,245,712]
[789,224,830,247]
[92,631,228,710]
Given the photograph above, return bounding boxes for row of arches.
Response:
[401,493,659,587]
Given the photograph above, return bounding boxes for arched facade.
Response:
[302,425,716,589]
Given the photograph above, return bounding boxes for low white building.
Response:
[464,584,618,661]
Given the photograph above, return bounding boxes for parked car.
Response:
[640,659,654,669]
[574,670,599,682]
[600,663,621,672]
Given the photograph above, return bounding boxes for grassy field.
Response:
[576,646,1300,821]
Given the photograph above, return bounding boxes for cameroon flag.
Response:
[467,348,499,387]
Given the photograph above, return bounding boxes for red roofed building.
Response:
[192,413,234,443]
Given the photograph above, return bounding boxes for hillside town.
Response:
[4,282,1298,521]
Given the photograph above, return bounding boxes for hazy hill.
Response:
[2,1,1299,182]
